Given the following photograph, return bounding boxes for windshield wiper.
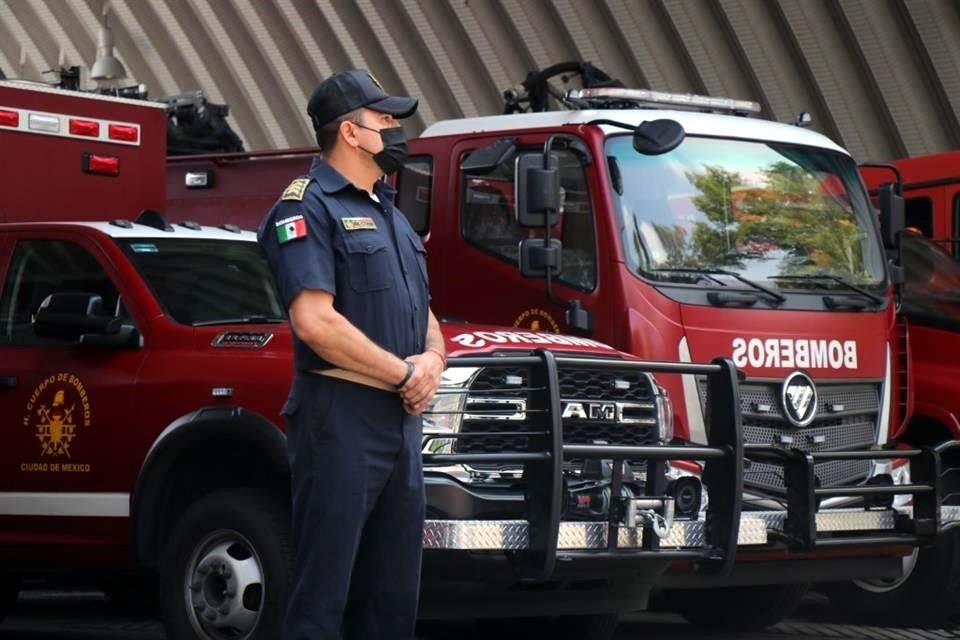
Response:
[769,275,884,307]
[649,267,786,305]
[192,315,287,327]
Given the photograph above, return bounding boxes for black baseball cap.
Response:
[307,69,418,130]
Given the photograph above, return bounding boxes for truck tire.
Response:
[159,489,290,640]
[665,583,808,630]
[823,529,960,627]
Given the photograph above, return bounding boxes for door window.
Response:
[905,196,933,237]
[396,156,433,235]
[0,240,121,345]
[461,149,597,291]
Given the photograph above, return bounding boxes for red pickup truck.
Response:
[0,77,759,640]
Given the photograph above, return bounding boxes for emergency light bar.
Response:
[567,88,762,115]
[0,104,140,145]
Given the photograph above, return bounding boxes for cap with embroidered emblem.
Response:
[307,69,418,130]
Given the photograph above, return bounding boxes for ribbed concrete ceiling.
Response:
[1,0,958,161]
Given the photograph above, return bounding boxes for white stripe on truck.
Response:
[0,492,129,517]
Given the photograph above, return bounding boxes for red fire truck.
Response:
[1,74,952,636]
[861,151,960,259]
[839,156,960,625]
[0,79,765,640]
[163,66,956,629]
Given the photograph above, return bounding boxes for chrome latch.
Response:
[625,497,676,538]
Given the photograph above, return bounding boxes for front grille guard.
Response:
[742,440,960,551]
[422,350,744,582]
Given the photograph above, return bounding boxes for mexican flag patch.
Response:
[276,215,307,244]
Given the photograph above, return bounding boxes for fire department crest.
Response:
[513,308,560,333]
[23,373,91,458]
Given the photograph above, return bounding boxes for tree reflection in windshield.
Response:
[609,136,886,288]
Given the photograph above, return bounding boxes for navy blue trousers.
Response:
[282,373,424,640]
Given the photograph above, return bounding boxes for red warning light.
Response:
[83,153,120,176]
[108,124,138,143]
[0,109,19,127]
[69,119,100,137]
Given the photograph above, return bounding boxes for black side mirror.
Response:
[519,238,562,278]
[33,292,122,341]
[878,182,905,250]
[633,119,685,155]
[516,152,561,228]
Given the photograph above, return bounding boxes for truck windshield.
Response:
[118,239,285,326]
[606,135,886,291]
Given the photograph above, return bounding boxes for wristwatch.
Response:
[397,362,416,389]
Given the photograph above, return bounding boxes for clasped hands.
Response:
[399,351,444,415]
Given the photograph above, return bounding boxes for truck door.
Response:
[0,233,145,550]
[443,139,606,337]
[900,187,944,240]
[945,184,960,261]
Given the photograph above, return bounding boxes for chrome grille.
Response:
[457,366,659,468]
[468,366,655,402]
[699,379,880,492]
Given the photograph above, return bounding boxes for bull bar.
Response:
[419,350,957,583]
[421,350,745,581]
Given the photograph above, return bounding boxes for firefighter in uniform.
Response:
[257,70,445,640]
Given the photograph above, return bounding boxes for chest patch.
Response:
[341,217,377,231]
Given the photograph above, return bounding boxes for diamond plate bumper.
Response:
[422,505,931,551]
[748,507,899,534]
[423,517,769,551]
[941,505,960,528]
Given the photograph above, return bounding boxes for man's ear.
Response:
[339,119,359,149]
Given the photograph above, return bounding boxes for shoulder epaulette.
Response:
[281,176,313,202]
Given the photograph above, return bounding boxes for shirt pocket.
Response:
[408,234,429,287]
[343,235,394,292]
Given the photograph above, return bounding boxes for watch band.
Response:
[397,362,416,389]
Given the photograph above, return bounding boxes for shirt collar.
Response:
[309,158,351,194]
[309,158,398,201]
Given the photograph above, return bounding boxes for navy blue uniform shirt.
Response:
[258,158,430,373]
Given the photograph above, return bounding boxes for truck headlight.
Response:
[421,367,479,455]
[654,381,674,442]
[891,459,911,509]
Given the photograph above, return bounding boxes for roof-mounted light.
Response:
[567,88,762,116]
[0,104,140,145]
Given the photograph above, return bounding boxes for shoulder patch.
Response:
[281,177,311,202]
[275,214,307,244]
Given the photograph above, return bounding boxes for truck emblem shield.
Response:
[23,372,92,458]
[781,371,817,428]
[212,332,275,348]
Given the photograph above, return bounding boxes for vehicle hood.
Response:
[442,322,623,358]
